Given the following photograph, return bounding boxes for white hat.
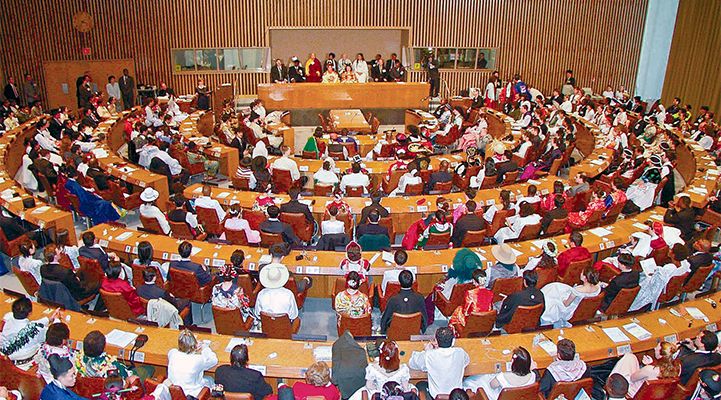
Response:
[140,187,159,203]
[491,243,517,265]
[259,263,290,289]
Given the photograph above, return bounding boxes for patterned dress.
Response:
[211,283,255,322]
[448,287,493,336]
[567,199,606,227]
[335,289,371,317]
[75,351,132,378]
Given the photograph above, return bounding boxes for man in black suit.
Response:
[371,56,387,82]
[384,53,400,73]
[678,330,721,385]
[685,239,714,285]
[664,195,696,241]
[424,56,440,97]
[77,75,93,109]
[600,253,639,312]
[288,57,305,83]
[495,150,518,184]
[136,266,192,324]
[380,270,428,334]
[356,210,389,241]
[81,107,99,128]
[119,69,135,110]
[424,160,453,194]
[31,149,58,187]
[270,59,288,83]
[168,241,214,287]
[359,191,389,224]
[78,231,112,272]
[280,187,313,224]
[496,270,544,329]
[451,200,485,248]
[41,244,99,302]
[540,195,569,233]
[259,205,301,246]
[3,76,20,104]
[215,344,274,400]
[48,109,64,140]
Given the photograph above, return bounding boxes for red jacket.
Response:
[557,246,591,277]
[101,278,144,315]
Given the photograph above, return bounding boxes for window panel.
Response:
[240,48,265,71]
[196,49,218,71]
[218,48,240,71]
[412,48,434,70]
[477,49,497,70]
[436,48,457,69]
[173,49,196,72]
[456,48,477,69]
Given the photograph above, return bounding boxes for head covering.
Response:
[291,56,299,62]
[491,243,517,265]
[252,156,267,171]
[140,187,159,203]
[259,263,290,289]
[542,241,558,258]
[490,140,506,155]
[650,154,663,167]
[218,264,238,280]
[303,135,319,153]
[449,249,482,282]
[395,133,406,142]
[623,148,633,158]
[240,156,253,167]
[48,354,74,379]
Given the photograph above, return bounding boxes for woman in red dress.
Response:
[567,188,607,228]
[448,269,493,337]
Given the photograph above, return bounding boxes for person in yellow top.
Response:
[322,64,340,83]
[340,65,358,83]
[306,53,322,82]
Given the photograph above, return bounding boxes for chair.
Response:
[196,206,223,236]
[74,375,144,400]
[346,185,365,197]
[510,222,542,242]
[342,142,357,157]
[378,217,395,242]
[12,266,40,296]
[0,229,32,258]
[569,208,606,230]
[488,209,515,237]
[630,378,681,400]
[331,277,372,309]
[67,193,92,228]
[434,282,475,316]
[100,289,142,321]
[656,273,689,305]
[225,393,255,400]
[535,158,563,179]
[1,355,45,400]
[684,364,721,392]
[212,306,254,335]
[535,267,558,289]
[603,286,641,317]
[302,150,319,159]
[681,264,713,295]
[542,217,568,238]
[456,310,498,337]
[491,276,522,304]
[370,117,380,134]
[461,230,486,247]
[314,184,334,197]
[425,231,451,249]
[477,382,540,400]
[542,378,594,400]
[260,312,300,339]
[499,170,519,186]
[386,312,423,341]
[433,181,452,194]
[561,258,593,286]
[357,234,391,252]
[131,264,166,290]
[231,176,250,190]
[280,212,315,243]
[318,113,333,134]
[243,209,267,231]
[109,181,143,210]
[504,303,544,334]
[569,293,605,324]
[168,267,215,322]
[224,227,249,245]
[169,221,196,240]
[260,231,284,247]
[272,168,297,193]
[605,201,626,222]
[378,281,420,312]
[36,173,56,203]
[328,150,346,161]
[139,214,165,234]
[77,256,106,287]
[337,313,372,337]
[403,182,423,196]
[144,378,212,400]
[382,169,405,194]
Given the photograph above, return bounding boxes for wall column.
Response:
[634,0,680,104]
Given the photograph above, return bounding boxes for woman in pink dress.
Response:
[459,113,488,151]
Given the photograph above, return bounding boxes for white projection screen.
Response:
[269,28,410,66]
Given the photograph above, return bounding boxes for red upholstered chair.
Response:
[425,232,451,249]
[100,289,142,321]
[387,312,423,341]
[77,256,106,287]
[169,221,197,240]
[231,176,250,190]
[477,382,540,400]
[1,355,45,400]
[280,212,314,243]
[535,267,558,289]
[433,282,475,316]
[0,229,32,258]
[331,277,372,309]
[569,292,605,325]
[680,264,712,295]
[337,313,372,337]
[243,209,267,231]
[504,303,544,334]
[657,273,689,304]
[540,378,594,400]
[131,264,166,290]
[168,267,216,322]
[630,378,682,400]
[260,312,300,339]
[602,286,641,318]
[487,209,515,237]
[74,375,144,400]
[224,227,249,245]
[561,258,593,286]
[12,266,40,296]
[377,280,420,312]
[212,306,254,335]
[196,206,224,236]
[272,169,298,193]
[455,310,497,338]
[145,378,212,400]
[139,214,165,234]
[490,276,522,304]
[542,217,568,238]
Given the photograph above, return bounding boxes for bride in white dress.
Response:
[463,347,537,399]
[14,144,38,191]
[540,266,602,327]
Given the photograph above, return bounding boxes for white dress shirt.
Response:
[340,173,370,193]
[409,346,470,398]
[255,286,299,321]
[140,203,171,234]
[1,313,50,362]
[321,220,345,235]
[314,169,339,185]
[516,141,532,158]
[194,195,226,221]
[167,346,219,397]
[35,130,57,152]
[271,156,301,181]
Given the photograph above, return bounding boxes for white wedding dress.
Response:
[14,153,38,191]
[540,282,601,327]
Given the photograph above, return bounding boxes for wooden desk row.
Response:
[88,209,665,298]
[3,290,719,379]
[178,112,240,177]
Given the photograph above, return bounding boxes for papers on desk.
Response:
[369,252,381,266]
[588,227,613,237]
[115,232,133,242]
[640,258,658,276]
[623,323,652,340]
[684,307,708,320]
[314,346,333,362]
[91,148,109,159]
[632,222,649,231]
[225,337,252,352]
[510,248,523,258]
[217,192,231,199]
[299,199,313,207]
[118,166,136,174]
[649,214,663,221]
[538,340,557,356]
[191,246,203,257]
[527,179,541,185]
[273,197,283,204]
[105,329,138,348]
[258,254,273,266]
[248,365,267,375]
[31,206,51,214]
[602,327,631,343]
[381,251,395,263]
[688,187,708,195]
[193,186,203,193]
[531,239,548,249]
[474,251,487,261]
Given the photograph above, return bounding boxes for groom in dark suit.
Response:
[380,270,428,334]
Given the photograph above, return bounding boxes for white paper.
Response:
[531,239,547,249]
[115,232,133,242]
[299,199,313,207]
[527,179,541,185]
[258,254,273,265]
[313,346,333,362]
[602,327,631,343]
[31,206,51,214]
[632,222,649,230]
[369,252,381,266]
[588,227,613,237]
[191,246,203,256]
[640,258,657,277]
[623,323,652,341]
[381,251,394,263]
[217,192,231,199]
[538,340,557,356]
[193,186,203,193]
[105,329,138,348]
[248,364,267,375]
[685,307,708,320]
[224,337,252,352]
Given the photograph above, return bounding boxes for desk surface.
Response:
[329,109,371,132]
[2,291,719,378]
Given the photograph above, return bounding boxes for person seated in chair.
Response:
[380,270,428,334]
[1,297,62,367]
[215,344,273,400]
[100,260,144,316]
[408,326,470,399]
[78,231,118,273]
[599,253,639,312]
[167,194,202,238]
[664,195,696,242]
[136,267,192,325]
[557,231,591,278]
[566,172,590,197]
[451,200,485,248]
[194,184,227,222]
[271,145,306,186]
[321,205,346,236]
[340,162,370,194]
[424,160,452,194]
[41,244,100,305]
[356,210,390,241]
[260,205,303,247]
[495,150,518,184]
[495,270,544,330]
[677,330,721,385]
[540,195,568,234]
[74,330,137,379]
[281,187,314,224]
[139,187,171,235]
[255,263,301,331]
[538,339,589,398]
[168,241,214,287]
[0,208,53,246]
[359,191,390,224]
[380,250,412,297]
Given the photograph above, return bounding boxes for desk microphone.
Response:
[658,318,681,341]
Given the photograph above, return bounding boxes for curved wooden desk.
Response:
[2,291,718,379]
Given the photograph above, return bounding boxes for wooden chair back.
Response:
[346,185,365,197]
[231,176,250,190]
[657,273,688,304]
[542,217,568,237]
[603,286,641,317]
[1,355,45,400]
[272,168,295,193]
[213,306,252,335]
[260,312,294,339]
[139,214,165,234]
[302,150,319,159]
[488,208,515,237]
[260,231,284,247]
[545,378,594,400]
[280,212,314,242]
[314,184,334,197]
[513,222,542,242]
[378,217,395,242]
[505,303,544,334]
[224,227,249,245]
[458,310,497,338]
[168,267,214,304]
[433,282,475,316]
[169,221,195,240]
[500,170,519,186]
[337,313,372,337]
[370,117,381,134]
[196,206,223,236]
[77,256,106,287]
[328,150,346,161]
[403,182,423,195]
[109,180,142,210]
[631,378,680,400]
[681,264,712,294]
[379,280,419,311]
[491,276,522,304]
[243,209,267,231]
[131,264,165,289]
[387,312,422,341]
[425,231,451,249]
[100,289,140,321]
[12,266,40,296]
[561,257,593,286]
[461,230,486,247]
[225,393,254,400]
[535,267,558,289]
[491,382,540,400]
[569,292,605,324]
[433,181,452,194]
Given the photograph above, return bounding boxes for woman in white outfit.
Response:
[463,347,537,399]
[540,266,602,327]
[167,329,218,398]
[349,340,411,400]
[15,142,38,191]
[353,53,369,83]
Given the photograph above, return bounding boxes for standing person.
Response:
[409,327,470,399]
[195,79,212,110]
[353,53,369,83]
[424,56,440,98]
[3,76,21,104]
[22,73,40,106]
[118,69,135,110]
[105,76,121,101]
[77,75,93,109]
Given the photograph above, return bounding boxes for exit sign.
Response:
[82,47,91,56]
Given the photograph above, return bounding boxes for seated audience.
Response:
[41,245,100,305]
[677,330,721,385]
[448,269,493,336]
[35,322,74,383]
[314,159,340,186]
[686,239,713,285]
[56,229,81,271]
[600,253,640,312]
[260,205,302,246]
[525,242,558,270]
[540,180,568,211]
[255,263,300,329]
[463,347,537,398]
[391,168,422,196]
[139,187,170,234]
[350,340,410,400]
[541,266,601,327]
[101,260,144,316]
[424,160,452,194]
[417,210,452,248]
[235,156,258,190]
[167,194,201,237]
[18,242,43,285]
[496,270,544,330]
[557,231,591,278]
[133,240,169,280]
[281,187,314,224]
[39,354,83,400]
[221,204,261,244]
[380,250,411,296]
[380,270,428,334]
[78,231,113,272]
[630,243,690,311]
[493,201,541,244]
[168,241,214,287]
[167,329,219,397]
[271,145,303,184]
[136,266,191,325]
[339,241,371,280]
[451,200,485,247]
[63,166,120,225]
[409,326,470,399]
[540,195,568,234]
[486,244,520,289]
[608,341,680,397]
[539,339,590,398]
[280,361,341,400]
[340,162,370,194]
[566,172,590,197]
[605,373,629,400]
[215,344,273,400]
[1,297,61,366]
[74,330,136,379]
[483,190,513,225]
[322,205,346,235]
[212,264,255,324]
[359,191,390,224]
[335,271,371,318]
[195,184,227,222]
[357,210,390,241]
[664,195,696,241]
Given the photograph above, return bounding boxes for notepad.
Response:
[115,232,133,242]
[538,340,557,356]
[640,258,658,276]
[105,329,138,348]
[588,227,613,237]
[381,251,395,263]
[684,307,708,320]
[632,222,649,230]
[623,323,652,340]
[225,337,252,352]
[258,255,273,265]
[314,346,333,362]
[602,327,631,343]
[31,206,51,214]
[217,192,231,199]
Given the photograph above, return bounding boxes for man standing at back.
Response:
[119,69,135,110]
[380,270,427,334]
[409,327,470,400]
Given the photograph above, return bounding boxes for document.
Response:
[105,329,138,348]
[602,327,631,343]
[623,323,652,341]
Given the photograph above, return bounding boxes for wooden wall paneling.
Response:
[662,0,721,115]
[0,0,648,105]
